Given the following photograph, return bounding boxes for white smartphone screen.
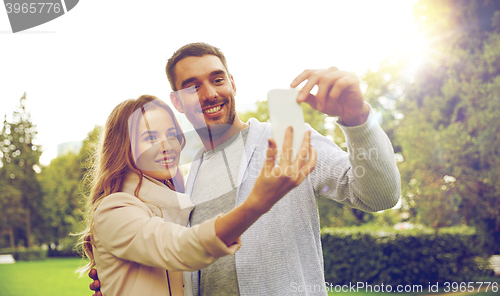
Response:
[267,88,306,161]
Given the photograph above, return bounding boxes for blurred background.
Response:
[1,0,500,295]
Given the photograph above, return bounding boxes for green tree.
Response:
[0,93,43,248]
[0,160,23,248]
[361,56,409,150]
[38,152,83,247]
[394,0,500,250]
[36,125,102,249]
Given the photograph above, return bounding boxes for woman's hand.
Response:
[247,127,317,214]
[214,127,316,247]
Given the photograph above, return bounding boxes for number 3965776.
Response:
[5,3,62,14]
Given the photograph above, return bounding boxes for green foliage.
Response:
[0,247,47,261]
[374,209,403,228]
[238,100,270,124]
[321,226,489,287]
[47,246,80,258]
[318,198,375,228]
[37,152,85,246]
[0,173,23,248]
[392,0,500,252]
[0,95,102,252]
[0,93,43,248]
[36,126,102,250]
[361,57,408,151]
[78,125,103,197]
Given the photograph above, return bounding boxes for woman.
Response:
[78,95,316,296]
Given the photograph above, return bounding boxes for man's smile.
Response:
[202,103,224,116]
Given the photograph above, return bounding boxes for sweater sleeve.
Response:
[93,193,241,271]
[309,105,401,212]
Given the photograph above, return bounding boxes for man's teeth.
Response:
[157,158,175,164]
[203,105,221,114]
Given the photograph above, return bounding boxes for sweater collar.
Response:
[185,118,271,196]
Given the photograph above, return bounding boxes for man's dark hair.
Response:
[166,42,230,91]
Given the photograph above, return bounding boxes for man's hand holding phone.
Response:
[291,67,370,126]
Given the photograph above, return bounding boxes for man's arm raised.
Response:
[291,66,400,212]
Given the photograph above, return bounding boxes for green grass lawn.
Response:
[0,257,91,296]
[0,258,498,296]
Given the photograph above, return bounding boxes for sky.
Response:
[0,0,419,165]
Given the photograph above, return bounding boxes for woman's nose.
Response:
[160,139,174,153]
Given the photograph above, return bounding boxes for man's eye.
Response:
[213,78,224,84]
[185,86,199,93]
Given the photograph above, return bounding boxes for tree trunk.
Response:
[8,227,15,248]
[25,207,31,248]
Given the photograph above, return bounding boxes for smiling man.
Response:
[168,53,246,150]
[166,43,401,296]
[89,42,401,296]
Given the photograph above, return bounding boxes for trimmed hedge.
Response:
[321,226,488,287]
[47,247,80,258]
[0,248,47,261]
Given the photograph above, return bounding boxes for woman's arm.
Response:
[88,128,316,294]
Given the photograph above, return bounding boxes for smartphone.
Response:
[267,88,306,161]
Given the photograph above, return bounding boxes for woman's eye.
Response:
[145,135,156,141]
[167,132,177,140]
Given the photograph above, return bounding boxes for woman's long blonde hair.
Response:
[76,95,186,275]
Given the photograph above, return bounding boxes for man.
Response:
[90,42,400,295]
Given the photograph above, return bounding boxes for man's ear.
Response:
[170,92,184,113]
[230,75,237,95]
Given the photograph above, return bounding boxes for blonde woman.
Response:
[78,95,316,296]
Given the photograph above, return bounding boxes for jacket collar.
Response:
[122,174,194,226]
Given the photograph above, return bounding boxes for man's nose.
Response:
[199,83,217,101]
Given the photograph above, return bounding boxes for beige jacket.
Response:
[92,174,241,296]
